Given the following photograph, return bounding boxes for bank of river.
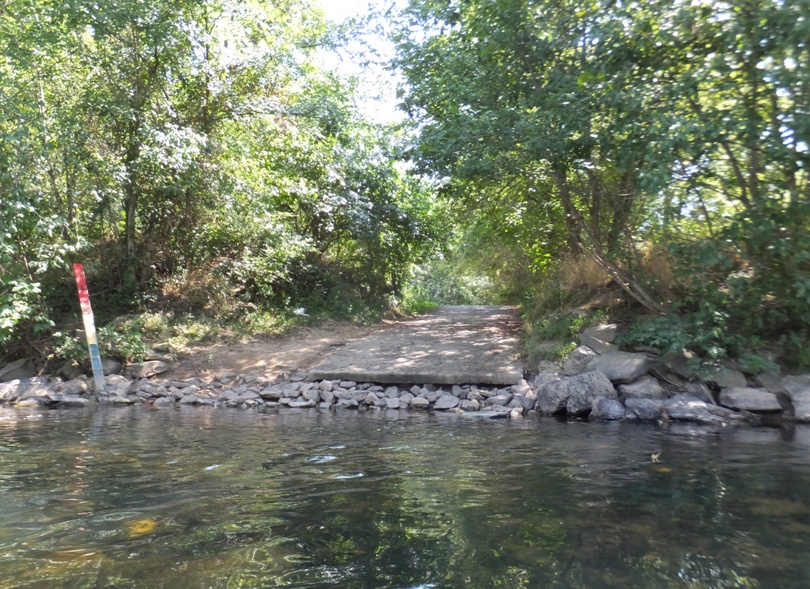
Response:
[1,406,810,588]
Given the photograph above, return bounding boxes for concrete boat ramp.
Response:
[308,306,523,385]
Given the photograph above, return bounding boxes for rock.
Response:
[512,394,535,411]
[618,376,668,400]
[318,380,334,392]
[485,405,513,416]
[533,373,561,388]
[719,388,782,412]
[537,371,617,416]
[57,395,92,408]
[583,324,618,343]
[434,395,460,410]
[682,381,715,404]
[562,346,598,376]
[579,330,618,355]
[58,360,84,381]
[288,399,316,408]
[336,398,359,409]
[153,397,175,408]
[509,408,523,418]
[57,379,88,396]
[280,383,301,398]
[339,381,356,389]
[423,390,440,403]
[303,388,320,403]
[511,380,532,396]
[321,391,336,404]
[385,398,401,410]
[663,394,750,425]
[384,386,399,398]
[399,392,414,406]
[260,385,284,401]
[364,393,380,405]
[410,385,422,396]
[537,360,559,373]
[460,399,480,411]
[410,397,430,410]
[462,410,509,419]
[662,349,698,380]
[586,352,650,383]
[625,398,664,421]
[179,395,201,405]
[754,372,784,394]
[0,358,36,382]
[0,380,30,403]
[100,358,122,376]
[705,366,747,389]
[14,397,43,407]
[215,371,235,382]
[124,361,171,379]
[104,395,134,405]
[781,375,810,421]
[486,393,512,406]
[236,391,260,402]
[590,398,627,420]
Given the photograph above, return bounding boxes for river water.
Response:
[1,406,809,588]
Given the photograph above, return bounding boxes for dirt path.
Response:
[309,306,523,385]
[164,306,524,386]
[164,322,388,383]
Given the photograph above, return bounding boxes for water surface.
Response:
[1,406,809,588]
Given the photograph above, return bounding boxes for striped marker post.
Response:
[73,264,106,393]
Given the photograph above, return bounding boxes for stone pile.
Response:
[1,322,809,426]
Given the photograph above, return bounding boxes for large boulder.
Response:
[0,358,36,382]
[705,366,747,389]
[663,394,752,425]
[562,346,598,376]
[618,376,668,401]
[537,371,617,416]
[586,352,650,383]
[0,377,50,403]
[782,375,810,422]
[718,388,782,412]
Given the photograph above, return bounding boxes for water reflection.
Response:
[0,406,809,588]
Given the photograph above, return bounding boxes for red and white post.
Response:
[73,264,106,393]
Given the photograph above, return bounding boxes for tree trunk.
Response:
[552,169,666,314]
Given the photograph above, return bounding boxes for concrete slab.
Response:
[308,306,523,385]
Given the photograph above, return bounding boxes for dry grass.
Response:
[559,254,610,294]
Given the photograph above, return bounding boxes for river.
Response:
[1,406,809,588]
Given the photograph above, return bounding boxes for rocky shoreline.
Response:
[2,323,810,425]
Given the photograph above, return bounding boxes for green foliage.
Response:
[0,0,444,361]
[395,0,810,369]
[525,308,607,366]
[54,319,148,364]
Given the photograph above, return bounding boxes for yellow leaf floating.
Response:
[657,467,673,473]
[126,519,157,537]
